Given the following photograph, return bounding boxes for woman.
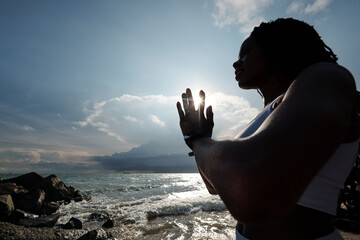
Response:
[176,18,359,239]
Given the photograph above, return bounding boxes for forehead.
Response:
[240,37,257,51]
[237,36,264,59]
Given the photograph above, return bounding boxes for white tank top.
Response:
[236,94,359,215]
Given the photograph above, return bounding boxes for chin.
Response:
[237,80,252,90]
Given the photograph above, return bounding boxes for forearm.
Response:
[191,138,250,201]
[190,137,294,223]
[191,137,254,220]
[198,167,218,194]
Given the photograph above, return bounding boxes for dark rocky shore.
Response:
[1,172,359,240]
[0,172,113,240]
[0,221,114,240]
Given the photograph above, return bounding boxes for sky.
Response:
[1,0,360,173]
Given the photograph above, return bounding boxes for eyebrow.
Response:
[239,45,249,58]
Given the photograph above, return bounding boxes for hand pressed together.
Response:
[176,88,214,144]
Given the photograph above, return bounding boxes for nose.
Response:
[233,59,240,69]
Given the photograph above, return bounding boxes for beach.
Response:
[0,173,235,239]
[1,173,359,239]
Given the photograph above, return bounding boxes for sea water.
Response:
[2,173,236,239]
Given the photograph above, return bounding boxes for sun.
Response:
[191,89,214,111]
[192,93,202,109]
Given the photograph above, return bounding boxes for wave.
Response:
[84,184,161,194]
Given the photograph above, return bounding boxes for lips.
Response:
[235,69,244,81]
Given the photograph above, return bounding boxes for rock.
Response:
[335,218,360,233]
[17,213,60,228]
[4,172,44,190]
[0,222,68,240]
[8,209,38,223]
[2,172,89,205]
[74,196,82,202]
[74,190,92,202]
[74,190,82,197]
[32,174,74,202]
[62,217,82,229]
[122,218,135,225]
[146,211,158,221]
[88,212,110,221]
[41,201,60,215]
[77,230,98,240]
[102,218,114,228]
[73,190,82,202]
[0,195,15,219]
[82,194,92,201]
[16,189,45,213]
[0,182,29,196]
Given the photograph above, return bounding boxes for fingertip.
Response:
[208,106,214,115]
[177,102,183,111]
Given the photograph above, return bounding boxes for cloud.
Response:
[75,94,179,149]
[21,125,35,132]
[212,0,333,32]
[76,93,259,150]
[212,0,273,33]
[150,115,166,127]
[208,92,259,139]
[0,92,259,173]
[124,115,139,123]
[286,1,305,14]
[286,0,332,15]
[0,148,97,173]
[305,0,332,14]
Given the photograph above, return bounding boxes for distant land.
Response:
[91,140,198,173]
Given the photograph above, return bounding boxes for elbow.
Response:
[207,187,218,195]
[214,168,294,224]
[225,194,294,224]
[203,141,296,223]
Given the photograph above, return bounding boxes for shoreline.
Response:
[0,221,112,240]
[0,221,359,240]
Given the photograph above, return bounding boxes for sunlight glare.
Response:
[191,88,214,111]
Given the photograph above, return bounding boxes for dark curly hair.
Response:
[250,18,338,86]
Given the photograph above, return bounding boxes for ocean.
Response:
[2,173,237,239]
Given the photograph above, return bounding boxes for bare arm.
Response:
[176,89,218,194]
[181,63,357,223]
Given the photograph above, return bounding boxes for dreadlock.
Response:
[250,18,338,86]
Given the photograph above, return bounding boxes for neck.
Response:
[258,79,289,107]
[261,89,284,106]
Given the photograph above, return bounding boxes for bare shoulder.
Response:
[291,62,355,92]
[306,62,354,80]
[283,62,357,109]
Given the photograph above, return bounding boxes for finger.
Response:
[176,102,185,121]
[199,90,205,115]
[182,93,188,113]
[186,88,195,112]
[206,105,214,126]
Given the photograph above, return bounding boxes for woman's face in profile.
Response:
[233,37,272,90]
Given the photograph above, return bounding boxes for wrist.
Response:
[184,131,206,150]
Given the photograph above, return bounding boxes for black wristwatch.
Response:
[184,131,205,156]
